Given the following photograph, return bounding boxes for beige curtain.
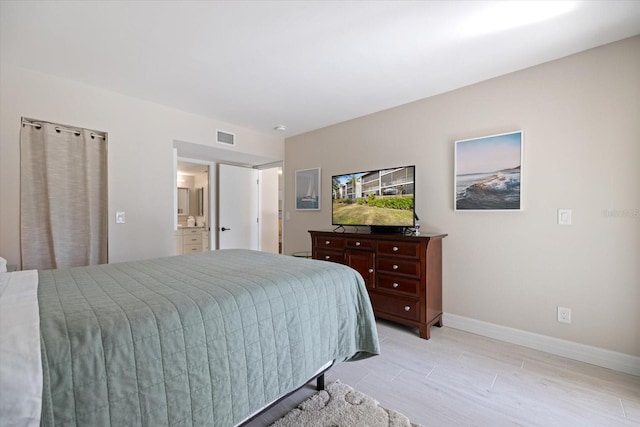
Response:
[20,118,108,270]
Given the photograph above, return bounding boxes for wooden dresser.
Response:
[309,230,446,339]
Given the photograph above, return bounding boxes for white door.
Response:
[218,164,259,250]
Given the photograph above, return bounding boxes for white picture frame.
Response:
[454,131,523,211]
[295,168,321,210]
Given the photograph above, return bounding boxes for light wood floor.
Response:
[247,320,640,426]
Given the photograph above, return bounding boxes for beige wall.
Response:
[284,36,639,357]
[0,63,284,266]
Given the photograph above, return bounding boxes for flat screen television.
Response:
[332,165,415,233]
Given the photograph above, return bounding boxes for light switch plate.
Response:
[558,209,572,225]
[115,211,126,224]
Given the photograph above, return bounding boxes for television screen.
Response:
[332,166,415,228]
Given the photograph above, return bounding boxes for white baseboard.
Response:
[443,313,640,377]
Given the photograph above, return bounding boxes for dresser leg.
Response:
[418,324,430,340]
[434,314,443,327]
[419,314,444,339]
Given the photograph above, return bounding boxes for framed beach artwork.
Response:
[454,131,523,211]
[295,168,321,210]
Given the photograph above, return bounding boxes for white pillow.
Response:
[0,257,7,273]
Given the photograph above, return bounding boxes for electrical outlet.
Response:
[115,211,126,224]
[557,306,571,324]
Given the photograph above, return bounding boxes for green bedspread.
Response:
[37,249,379,426]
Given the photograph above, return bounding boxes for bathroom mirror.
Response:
[177,187,189,214]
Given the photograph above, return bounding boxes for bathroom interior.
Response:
[177,161,209,229]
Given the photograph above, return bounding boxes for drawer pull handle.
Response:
[392,264,399,270]
[191,238,197,242]
[325,240,330,245]
[393,283,399,288]
[392,246,399,252]
[404,306,411,311]
[325,255,330,260]
[368,268,374,273]
[355,241,361,246]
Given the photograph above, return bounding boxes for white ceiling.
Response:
[177,160,208,176]
[2,1,639,137]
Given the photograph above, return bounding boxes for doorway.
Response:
[174,156,282,253]
[175,159,213,255]
[176,160,210,229]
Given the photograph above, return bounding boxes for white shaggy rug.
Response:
[270,381,422,427]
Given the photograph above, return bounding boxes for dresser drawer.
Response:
[184,234,202,245]
[183,228,203,236]
[183,244,202,253]
[315,249,345,264]
[377,241,420,258]
[314,236,345,250]
[377,274,420,296]
[369,293,420,321]
[377,258,420,277]
[345,238,375,250]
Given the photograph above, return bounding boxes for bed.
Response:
[0,249,380,426]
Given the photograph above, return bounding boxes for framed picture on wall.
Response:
[295,168,321,210]
[454,131,523,211]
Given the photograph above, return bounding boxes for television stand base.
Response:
[370,226,405,235]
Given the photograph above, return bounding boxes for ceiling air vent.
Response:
[216,130,236,146]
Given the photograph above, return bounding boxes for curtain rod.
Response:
[22,119,106,140]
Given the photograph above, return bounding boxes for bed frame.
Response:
[238,365,331,426]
